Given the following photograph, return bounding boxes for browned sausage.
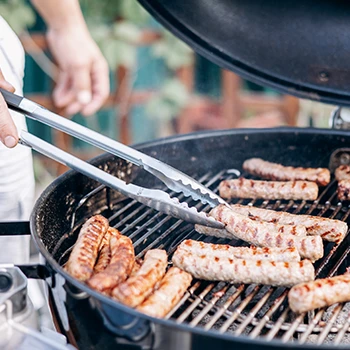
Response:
[230,204,348,243]
[335,165,350,181]
[172,250,315,287]
[87,234,135,293]
[210,205,324,262]
[65,215,109,281]
[288,273,350,313]
[137,267,192,318]
[112,249,168,308]
[219,178,318,201]
[243,158,330,186]
[177,239,301,262]
[93,227,121,273]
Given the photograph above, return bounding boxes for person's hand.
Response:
[47,26,109,116]
[0,69,18,148]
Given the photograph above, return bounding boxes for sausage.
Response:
[230,204,348,243]
[337,180,350,201]
[130,258,142,277]
[93,227,121,273]
[219,178,319,201]
[288,273,350,313]
[112,249,168,308]
[137,267,192,318]
[65,215,109,281]
[335,166,350,201]
[177,239,301,262]
[243,158,330,186]
[196,219,306,239]
[195,224,238,240]
[172,250,315,287]
[87,234,135,293]
[335,165,350,181]
[210,205,324,262]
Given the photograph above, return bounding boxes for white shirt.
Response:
[0,16,35,263]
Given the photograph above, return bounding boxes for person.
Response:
[0,0,109,263]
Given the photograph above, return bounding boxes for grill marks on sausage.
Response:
[230,204,347,243]
[219,178,318,201]
[242,158,330,186]
[136,267,192,318]
[209,205,323,262]
[87,234,135,293]
[93,227,120,273]
[112,249,167,308]
[65,215,109,282]
[176,240,301,262]
[288,273,350,313]
[172,249,315,288]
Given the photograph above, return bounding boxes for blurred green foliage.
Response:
[0,0,35,33]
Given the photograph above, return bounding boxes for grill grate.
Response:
[54,167,350,345]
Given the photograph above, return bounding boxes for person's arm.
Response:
[31,0,109,116]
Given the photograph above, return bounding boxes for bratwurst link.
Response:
[65,215,109,282]
[93,227,120,273]
[288,273,350,313]
[230,204,348,243]
[112,249,167,307]
[219,178,319,201]
[87,234,135,293]
[137,267,192,318]
[243,158,330,186]
[172,250,315,287]
[196,216,306,239]
[177,239,301,262]
[210,205,324,262]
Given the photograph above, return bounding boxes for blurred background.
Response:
[1,0,335,194]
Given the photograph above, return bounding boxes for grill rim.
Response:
[30,127,350,349]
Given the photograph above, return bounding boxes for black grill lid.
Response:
[138,0,350,106]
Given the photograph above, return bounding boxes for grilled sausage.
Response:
[230,204,348,243]
[195,224,238,240]
[172,250,315,287]
[112,249,168,307]
[243,158,330,186]
[87,235,135,293]
[177,239,301,262]
[196,219,306,239]
[210,205,324,262]
[93,227,121,273]
[288,273,350,313]
[337,180,350,201]
[335,166,350,201]
[335,165,350,181]
[137,267,192,318]
[65,215,109,281]
[219,178,319,201]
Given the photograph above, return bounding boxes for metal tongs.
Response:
[0,88,227,228]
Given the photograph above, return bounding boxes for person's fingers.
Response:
[81,58,109,116]
[71,64,92,109]
[0,92,18,147]
[65,101,81,116]
[0,69,15,93]
[52,71,75,108]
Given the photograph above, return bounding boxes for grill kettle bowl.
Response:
[30,128,350,349]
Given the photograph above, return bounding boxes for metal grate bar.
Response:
[234,288,275,335]
[203,285,245,330]
[219,286,260,333]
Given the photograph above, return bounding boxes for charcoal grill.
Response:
[21,128,350,349]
